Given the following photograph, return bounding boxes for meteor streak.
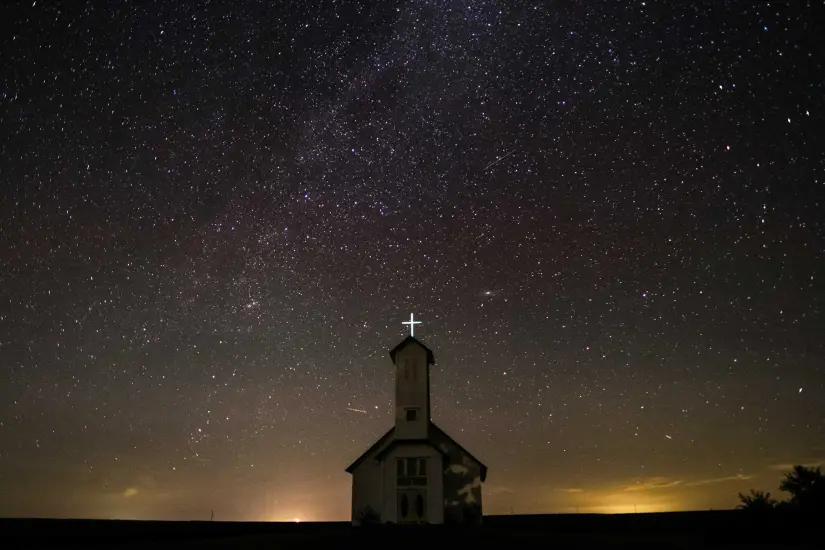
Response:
[482,149,515,171]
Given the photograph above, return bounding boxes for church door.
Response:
[397,488,426,523]
[396,457,428,523]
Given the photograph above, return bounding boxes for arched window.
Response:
[415,494,424,518]
[400,494,409,518]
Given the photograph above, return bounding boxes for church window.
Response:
[405,407,418,421]
[415,494,424,518]
[400,494,409,518]
[397,457,428,486]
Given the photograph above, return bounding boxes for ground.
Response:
[0,512,818,549]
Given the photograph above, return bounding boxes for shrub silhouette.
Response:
[357,505,381,525]
[737,489,776,512]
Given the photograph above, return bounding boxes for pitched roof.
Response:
[429,422,488,482]
[345,421,488,482]
[344,427,395,473]
[389,336,435,365]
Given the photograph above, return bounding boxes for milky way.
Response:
[1,1,823,520]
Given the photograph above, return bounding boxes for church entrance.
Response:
[397,488,426,523]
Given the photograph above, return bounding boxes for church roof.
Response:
[389,336,435,365]
[428,422,488,482]
[345,422,488,482]
[345,427,395,474]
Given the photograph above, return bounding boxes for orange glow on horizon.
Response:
[263,510,313,523]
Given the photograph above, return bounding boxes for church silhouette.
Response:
[346,315,487,524]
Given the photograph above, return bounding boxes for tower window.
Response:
[403,360,417,381]
[405,408,419,421]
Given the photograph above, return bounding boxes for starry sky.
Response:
[1,0,824,521]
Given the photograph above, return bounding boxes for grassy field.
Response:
[0,511,818,548]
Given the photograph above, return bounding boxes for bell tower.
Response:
[390,315,434,440]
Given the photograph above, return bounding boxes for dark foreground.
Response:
[0,511,819,548]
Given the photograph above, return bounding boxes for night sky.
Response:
[1,0,824,521]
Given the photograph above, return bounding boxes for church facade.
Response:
[346,335,487,525]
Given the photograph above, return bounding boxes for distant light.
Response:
[799,387,803,393]
[293,518,301,523]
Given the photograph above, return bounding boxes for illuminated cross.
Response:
[402,313,422,337]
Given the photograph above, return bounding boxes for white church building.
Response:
[345,316,487,524]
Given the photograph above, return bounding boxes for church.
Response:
[346,315,488,525]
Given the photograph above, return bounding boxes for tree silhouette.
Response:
[737,489,777,512]
[734,467,823,545]
[779,465,825,512]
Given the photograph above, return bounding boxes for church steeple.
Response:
[390,315,434,440]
